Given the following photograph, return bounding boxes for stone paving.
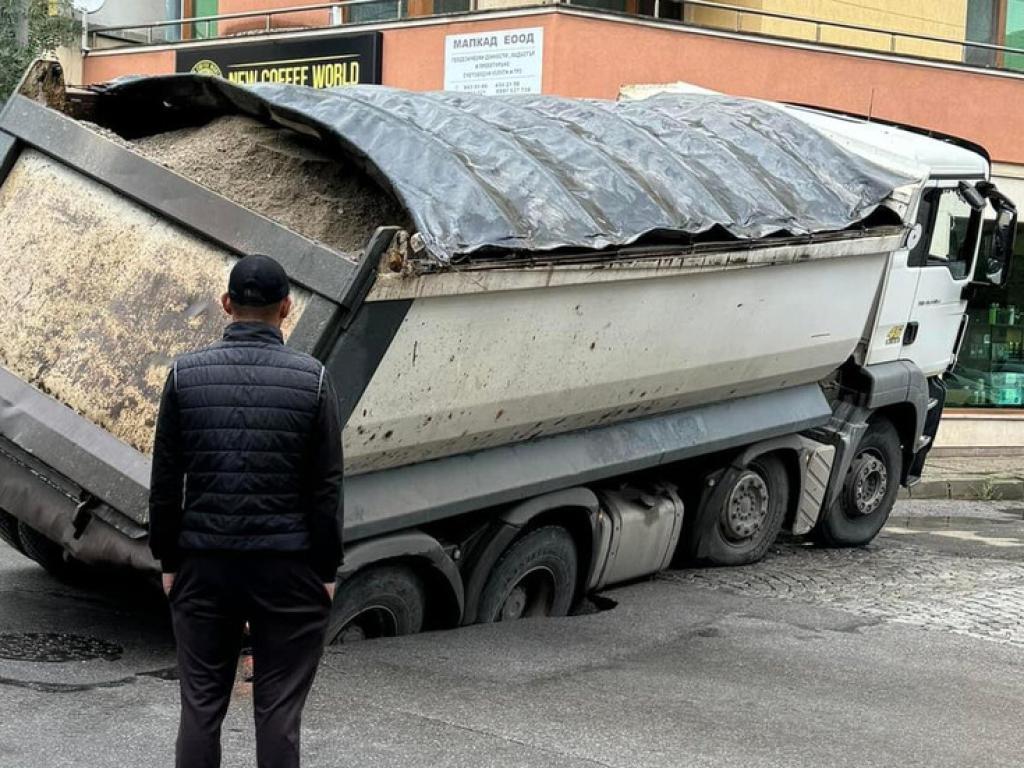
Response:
[664,501,1024,648]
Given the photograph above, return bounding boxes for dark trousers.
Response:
[169,555,331,768]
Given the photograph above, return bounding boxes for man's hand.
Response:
[162,573,176,597]
[323,582,336,602]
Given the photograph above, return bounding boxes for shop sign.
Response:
[176,32,382,88]
[443,27,543,96]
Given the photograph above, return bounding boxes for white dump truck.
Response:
[0,62,1015,641]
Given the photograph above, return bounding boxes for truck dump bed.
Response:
[0,65,915,570]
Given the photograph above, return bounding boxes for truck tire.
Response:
[326,565,425,644]
[814,418,901,547]
[477,526,577,623]
[690,454,789,567]
[16,521,80,582]
[0,509,23,554]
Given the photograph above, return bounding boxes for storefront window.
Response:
[947,221,1024,407]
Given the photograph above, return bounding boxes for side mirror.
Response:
[978,182,1017,288]
[958,180,986,211]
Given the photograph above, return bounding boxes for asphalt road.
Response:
[1,499,1023,768]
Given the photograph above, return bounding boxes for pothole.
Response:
[570,594,619,616]
[0,632,123,663]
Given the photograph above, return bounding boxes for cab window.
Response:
[908,186,981,280]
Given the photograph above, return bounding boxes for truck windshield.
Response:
[909,186,980,280]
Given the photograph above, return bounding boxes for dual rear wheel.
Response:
[326,526,580,644]
[686,454,790,567]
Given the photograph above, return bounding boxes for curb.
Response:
[900,477,1024,501]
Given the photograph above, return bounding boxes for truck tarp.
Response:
[96,76,915,263]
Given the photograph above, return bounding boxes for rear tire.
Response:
[814,418,901,547]
[326,565,425,644]
[477,526,578,623]
[0,509,23,554]
[687,454,789,567]
[17,521,81,581]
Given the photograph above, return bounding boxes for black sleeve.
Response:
[148,369,185,574]
[308,370,345,583]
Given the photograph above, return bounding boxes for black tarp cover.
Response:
[99,76,915,262]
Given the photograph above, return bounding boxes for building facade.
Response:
[57,0,1024,450]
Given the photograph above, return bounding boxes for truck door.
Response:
[901,183,982,376]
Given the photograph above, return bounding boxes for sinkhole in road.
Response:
[0,632,123,663]
[570,594,619,616]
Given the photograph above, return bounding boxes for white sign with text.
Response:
[443,27,544,96]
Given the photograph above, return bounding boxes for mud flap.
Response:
[906,377,946,485]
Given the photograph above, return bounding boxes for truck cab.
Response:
[783,105,1017,377]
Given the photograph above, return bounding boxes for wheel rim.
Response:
[722,469,770,542]
[332,605,399,644]
[850,449,888,516]
[499,567,555,621]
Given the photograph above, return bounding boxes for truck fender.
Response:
[840,360,929,482]
[338,530,464,627]
[460,488,601,625]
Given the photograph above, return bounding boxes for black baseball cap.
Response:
[228,255,290,307]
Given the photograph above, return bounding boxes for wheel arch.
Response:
[867,402,917,484]
[840,360,928,486]
[339,530,464,630]
[460,487,600,625]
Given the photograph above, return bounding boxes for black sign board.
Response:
[176,32,382,88]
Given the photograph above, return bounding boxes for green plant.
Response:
[973,477,1000,501]
[0,0,79,102]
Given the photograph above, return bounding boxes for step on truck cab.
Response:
[0,62,1015,641]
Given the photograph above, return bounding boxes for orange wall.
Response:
[82,10,1024,164]
[82,50,175,83]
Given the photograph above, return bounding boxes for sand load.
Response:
[131,115,411,255]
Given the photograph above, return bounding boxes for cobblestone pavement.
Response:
[663,500,1024,648]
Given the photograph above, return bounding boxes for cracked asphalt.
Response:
[2,499,1023,767]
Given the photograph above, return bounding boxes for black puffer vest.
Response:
[174,322,324,553]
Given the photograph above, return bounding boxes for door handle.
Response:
[903,322,920,345]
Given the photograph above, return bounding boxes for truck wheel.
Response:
[326,565,425,644]
[16,521,80,581]
[814,419,901,547]
[477,526,577,623]
[692,454,789,567]
[0,509,23,554]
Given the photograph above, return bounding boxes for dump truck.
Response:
[0,62,1016,642]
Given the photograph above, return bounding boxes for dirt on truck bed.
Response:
[131,115,411,255]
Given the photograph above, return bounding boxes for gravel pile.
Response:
[127,115,411,255]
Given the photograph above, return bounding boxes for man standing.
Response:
[149,255,344,768]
